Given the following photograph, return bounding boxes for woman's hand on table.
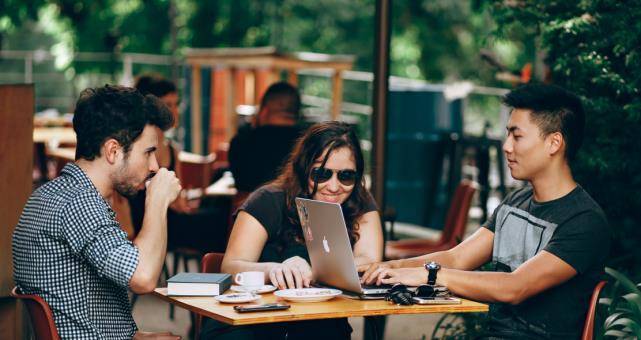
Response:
[269,256,312,289]
[358,260,400,285]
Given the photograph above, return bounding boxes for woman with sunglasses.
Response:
[201,121,383,340]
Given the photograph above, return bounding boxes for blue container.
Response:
[385,85,462,229]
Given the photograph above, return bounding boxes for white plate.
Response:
[215,292,261,304]
[274,288,342,302]
[230,285,277,294]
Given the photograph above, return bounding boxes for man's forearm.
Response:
[133,202,168,286]
[439,268,523,304]
[396,250,458,269]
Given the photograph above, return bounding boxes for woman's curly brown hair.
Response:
[271,121,371,248]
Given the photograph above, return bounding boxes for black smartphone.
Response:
[233,303,291,313]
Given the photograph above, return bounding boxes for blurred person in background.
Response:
[228,81,305,193]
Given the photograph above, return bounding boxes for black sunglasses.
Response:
[310,167,358,186]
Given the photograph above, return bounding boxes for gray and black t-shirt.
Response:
[483,185,609,339]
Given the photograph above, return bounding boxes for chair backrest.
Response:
[178,151,216,190]
[200,252,225,274]
[11,287,60,340]
[440,180,477,247]
[582,280,607,340]
[195,253,225,340]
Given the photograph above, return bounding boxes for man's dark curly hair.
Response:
[503,83,585,161]
[73,85,167,160]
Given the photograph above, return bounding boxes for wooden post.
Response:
[331,71,344,120]
[254,68,273,105]
[190,65,203,154]
[371,0,392,215]
[0,84,34,340]
[287,69,298,86]
[209,68,233,153]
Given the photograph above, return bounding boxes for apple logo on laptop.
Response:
[322,236,330,253]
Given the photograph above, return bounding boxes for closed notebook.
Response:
[167,273,232,296]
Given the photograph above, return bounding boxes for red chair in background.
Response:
[385,180,477,260]
[193,252,225,340]
[582,280,606,340]
[11,287,60,340]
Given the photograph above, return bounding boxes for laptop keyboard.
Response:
[362,283,393,290]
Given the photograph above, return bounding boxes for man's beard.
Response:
[113,159,144,198]
[114,180,139,198]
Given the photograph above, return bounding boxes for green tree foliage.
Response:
[4,0,515,85]
[492,0,641,273]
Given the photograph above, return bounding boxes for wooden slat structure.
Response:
[0,84,35,339]
[184,47,355,154]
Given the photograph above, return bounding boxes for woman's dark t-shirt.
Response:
[239,184,378,264]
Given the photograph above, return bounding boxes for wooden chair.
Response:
[194,252,225,340]
[11,287,60,340]
[582,280,607,340]
[385,180,477,260]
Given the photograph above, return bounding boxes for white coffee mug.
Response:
[235,271,264,287]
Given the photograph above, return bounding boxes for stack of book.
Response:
[167,273,232,296]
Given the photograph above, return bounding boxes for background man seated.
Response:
[360,84,610,339]
[228,81,305,193]
[13,85,182,339]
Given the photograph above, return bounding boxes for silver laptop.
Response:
[295,197,391,297]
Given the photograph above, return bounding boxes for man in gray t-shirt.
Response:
[360,84,610,339]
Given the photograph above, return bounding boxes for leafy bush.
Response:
[490,0,641,276]
[601,268,641,339]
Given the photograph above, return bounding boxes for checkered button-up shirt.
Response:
[13,163,140,339]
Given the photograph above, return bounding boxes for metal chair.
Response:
[582,280,607,340]
[11,287,60,340]
[385,180,477,260]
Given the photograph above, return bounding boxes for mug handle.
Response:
[235,273,243,285]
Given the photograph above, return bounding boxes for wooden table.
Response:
[46,147,75,161]
[33,127,76,145]
[152,288,487,326]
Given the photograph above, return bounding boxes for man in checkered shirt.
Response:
[13,85,182,339]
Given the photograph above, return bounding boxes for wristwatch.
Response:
[425,261,441,285]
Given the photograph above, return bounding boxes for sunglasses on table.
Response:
[310,167,358,186]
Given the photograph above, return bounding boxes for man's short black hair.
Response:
[503,83,585,161]
[135,74,177,98]
[73,85,167,160]
[260,81,301,119]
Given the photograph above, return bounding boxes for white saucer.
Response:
[274,288,342,302]
[230,285,277,294]
[215,292,261,304]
